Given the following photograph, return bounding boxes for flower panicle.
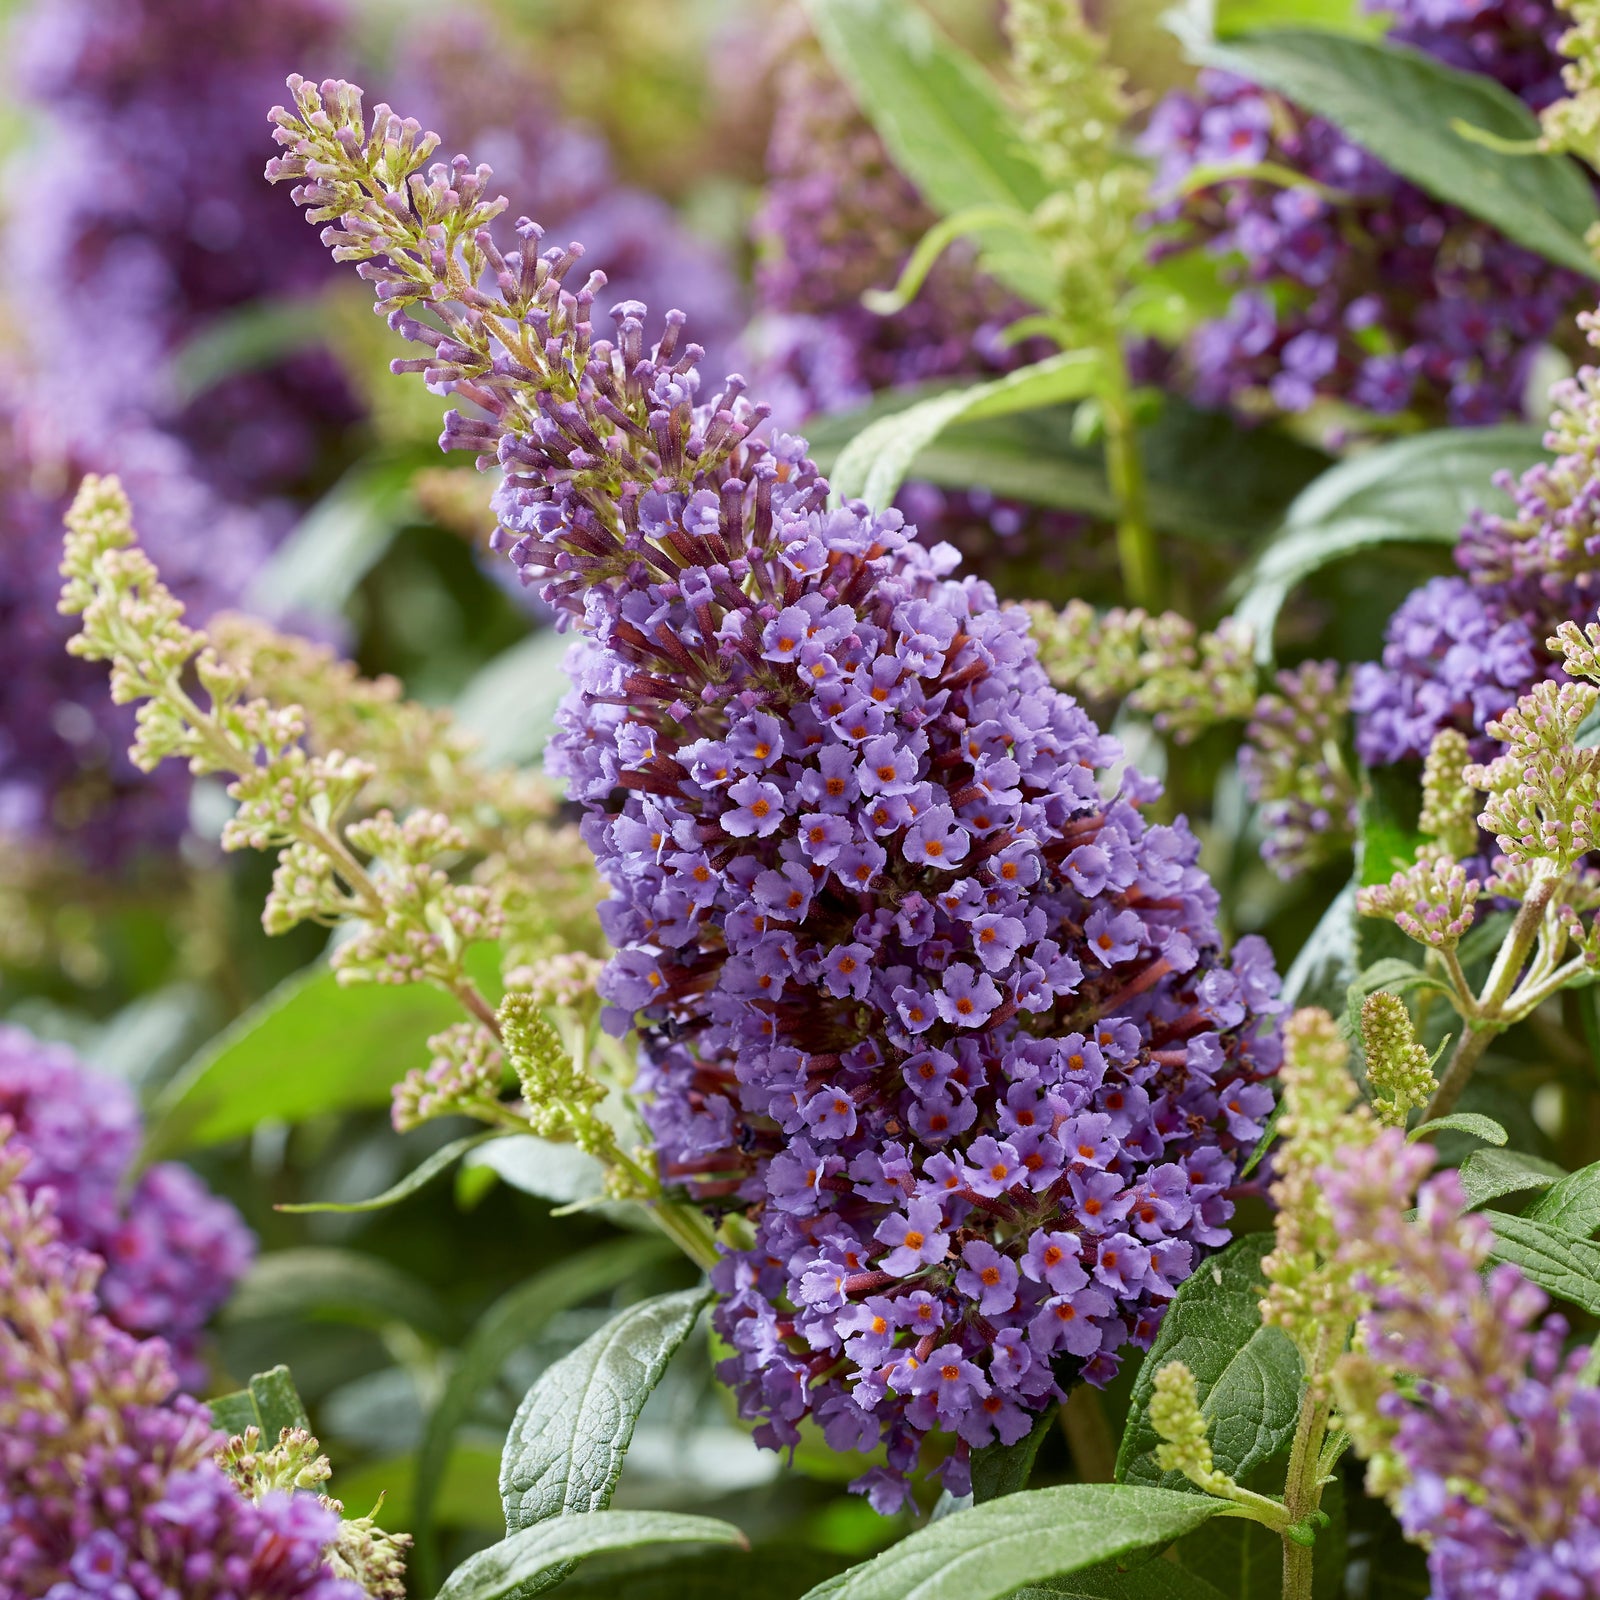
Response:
[1259,1009,1375,1367]
[1323,1128,1600,1595]
[0,1118,382,1597]
[272,73,1284,1510]
[1358,993,1435,1129]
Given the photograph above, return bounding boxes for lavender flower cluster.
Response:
[267,74,1283,1505]
[0,1121,359,1600]
[0,0,355,868]
[744,34,1020,422]
[1143,0,1587,426]
[1353,315,1600,766]
[1328,1132,1600,1599]
[567,460,1281,1508]
[0,1022,253,1388]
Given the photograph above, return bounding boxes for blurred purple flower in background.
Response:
[1143,0,1587,426]
[0,1021,253,1388]
[0,1120,354,1598]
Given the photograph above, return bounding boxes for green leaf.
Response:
[463,1134,607,1205]
[558,1546,848,1600]
[1488,1213,1600,1315]
[436,1511,748,1600]
[1118,1235,1301,1490]
[412,1238,674,1588]
[1358,762,1424,891]
[1575,701,1600,750]
[274,1132,499,1214]
[144,961,469,1158]
[1409,1113,1507,1146]
[1458,1147,1565,1209]
[798,1486,1230,1600]
[1012,1561,1233,1600]
[970,1406,1056,1504]
[1527,1160,1600,1238]
[1231,426,1548,660]
[245,450,429,622]
[453,630,573,769]
[501,1287,712,1531]
[170,295,334,404]
[803,394,1328,542]
[830,353,1103,512]
[1280,883,1359,1012]
[207,1365,312,1440]
[803,0,1054,308]
[223,1248,451,1340]
[1215,0,1386,38]
[1195,30,1600,278]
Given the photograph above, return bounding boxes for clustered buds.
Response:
[1149,1361,1234,1495]
[1240,660,1357,879]
[1417,728,1479,862]
[391,1022,507,1134]
[220,1425,411,1598]
[1359,993,1435,1129]
[270,76,1284,1506]
[0,1121,387,1598]
[1358,850,1480,950]
[58,477,601,1009]
[1260,1009,1375,1368]
[1323,1131,1600,1597]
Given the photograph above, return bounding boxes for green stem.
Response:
[1099,342,1158,610]
[1426,872,1561,1119]
[1424,1025,1495,1122]
[1280,1381,1333,1600]
[650,1198,722,1272]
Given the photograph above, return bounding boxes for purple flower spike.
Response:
[270,75,1283,1506]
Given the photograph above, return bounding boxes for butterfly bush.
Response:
[0,1118,406,1598]
[266,73,1283,1508]
[0,1021,254,1389]
[1355,306,1600,765]
[1328,1131,1600,1599]
[738,29,1088,573]
[1143,0,1588,425]
[0,0,355,868]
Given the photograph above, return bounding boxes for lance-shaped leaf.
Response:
[830,352,1102,512]
[1489,1214,1600,1315]
[223,1248,451,1341]
[797,1485,1231,1600]
[501,1287,713,1530]
[435,1510,747,1600]
[1527,1160,1600,1239]
[1230,426,1546,662]
[1458,1147,1565,1210]
[276,1132,499,1214]
[803,0,1054,307]
[411,1238,674,1586]
[1194,29,1599,278]
[1117,1235,1301,1490]
[208,1365,312,1440]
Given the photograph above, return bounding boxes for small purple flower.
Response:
[963,1135,1025,1199]
[875,1199,951,1275]
[1085,908,1143,967]
[956,1241,1019,1314]
[905,805,970,869]
[804,1086,859,1141]
[936,964,1001,1027]
[1029,1287,1114,1358]
[1021,1229,1088,1295]
[820,940,873,999]
[723,776,786,837]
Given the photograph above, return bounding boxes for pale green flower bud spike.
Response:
[1359,993,1437,1128]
